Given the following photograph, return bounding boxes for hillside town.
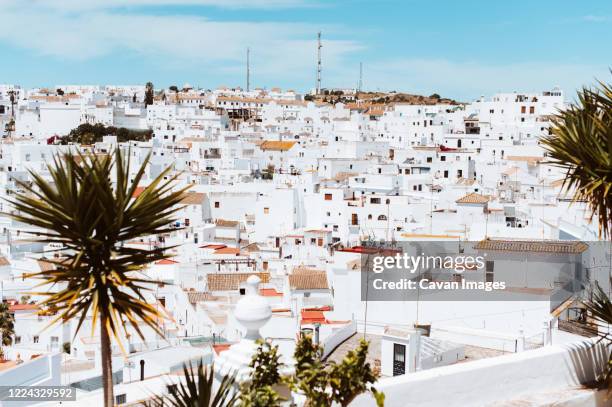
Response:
[0,82,609,407]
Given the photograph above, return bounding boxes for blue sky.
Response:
[0,0,610,100]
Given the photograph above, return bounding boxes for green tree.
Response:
[147,362,238,407]
[541,79,612,237]
[8,90,15,118]
[240,339,283,407]
[61,123,152,144]
[0,302,15,359]
[290,334,329,406]
[6,149,188,406]
[328,340,383,406]
[291,336,384,407]
[145,82,155,106]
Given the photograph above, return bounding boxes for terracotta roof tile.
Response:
[207,272,270,291]
[187,291,215,304]
[215,219,239,227]
[475,239,588,254]
[132,186,146,198]
[259,141,296,151]
[456,192,490,205]
[289,270,328,290]
[181,192,206,205]
[214,247,241,255]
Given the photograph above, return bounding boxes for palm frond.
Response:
[583,281,612,391]
[541,79,612,238]
[147,362,238,407]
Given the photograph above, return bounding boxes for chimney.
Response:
[408,330,421,372]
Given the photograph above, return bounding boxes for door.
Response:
[393,343,406,376]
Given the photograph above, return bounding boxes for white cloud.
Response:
[0,1,359,87]
[582,15,609,23]
[15,0,315,11]
[355,58,610,100]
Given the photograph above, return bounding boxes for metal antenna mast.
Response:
[316,31,322,95]
[358,62,363,93]
[246,47,251,92]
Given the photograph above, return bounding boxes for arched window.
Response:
[378,215,387,221]
[368,214,373,220]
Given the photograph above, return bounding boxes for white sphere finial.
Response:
[233,274,272,340]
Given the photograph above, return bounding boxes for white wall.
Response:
[352,339,608,407]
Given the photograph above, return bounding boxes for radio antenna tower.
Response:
[246,47,251,92]
[358,62,363,93]
[316,31,322,95]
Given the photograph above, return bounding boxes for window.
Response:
[33,335,39,344]
[115,394,127,405]
[324,193,333,201]
[214,201,220,208]
[264,207,270,214]
[485,261,494,283]
[393,343,406,376]
[529,106,535,114]
[378,215,387,221]
[15,336,21,344]
[440,156,446,161]
[370,198,381,204]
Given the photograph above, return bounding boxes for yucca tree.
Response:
[541,78,612,238]
[6,149,188,406]
[543,76,612,391]
[147,362,238,407]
